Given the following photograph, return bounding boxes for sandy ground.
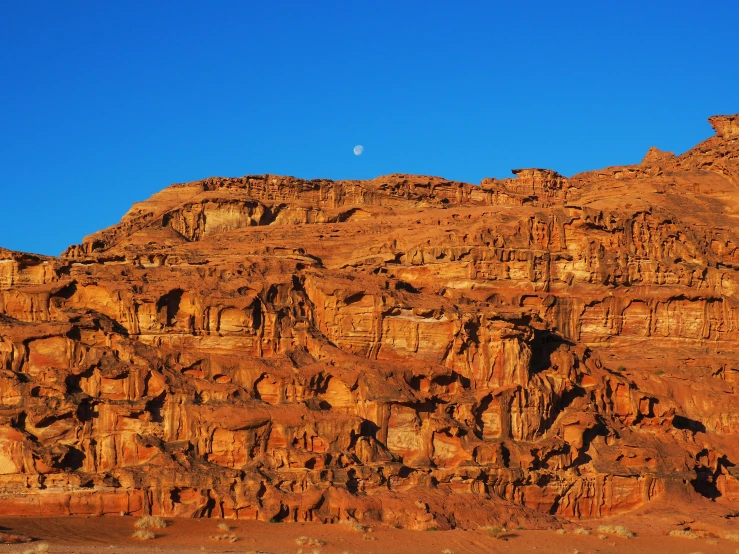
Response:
[1,510,738,554]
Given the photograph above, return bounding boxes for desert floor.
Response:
[1,505,738,554]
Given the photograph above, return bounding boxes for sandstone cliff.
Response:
[0,115,738,529]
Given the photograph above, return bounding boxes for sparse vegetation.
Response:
[363,534,377,541]
[442,549,455,554]
[339,519,368,532]
[210,533,238,542]
[597,534,608,539]
[596,525,635,538]
[19,544,49,554]
[483,525,508,539]
[669,529,698,539]
[556,528,567,535]
[217,522,231,531]
[726,532,739,541]
[574,527,591,535]
[132,529,156,540]
[135,515,167,529]
[295,536,325,546]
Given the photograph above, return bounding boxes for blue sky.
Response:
[1,1,737,255]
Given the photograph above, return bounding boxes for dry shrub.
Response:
[574,527,591,535]
[669,529,698,539]
[556,529,567,535]
[483,525,507,539]
[726,532,739,541]
[339,519,367,532]
[0,533,32,545]
[295,536,325,546]
[217,522,231,531]
[597,525,635,538]
[20,544,50,554]
[210,533,238,543]
[135,515,167,529]
[132,529,155,540]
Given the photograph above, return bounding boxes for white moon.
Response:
[353,145,364,156]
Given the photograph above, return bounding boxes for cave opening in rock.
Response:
[157,289,183,327]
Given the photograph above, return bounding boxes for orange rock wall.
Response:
[0,115,738,528]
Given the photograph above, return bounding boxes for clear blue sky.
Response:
[1,1,737,255]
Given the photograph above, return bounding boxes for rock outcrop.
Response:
[0,115,738,528]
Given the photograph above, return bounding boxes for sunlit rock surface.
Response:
[0,114,738,528]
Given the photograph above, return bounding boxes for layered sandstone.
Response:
[0,115,738,528]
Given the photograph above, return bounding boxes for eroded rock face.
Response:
[709,114,739,139]
[0,115,738,528]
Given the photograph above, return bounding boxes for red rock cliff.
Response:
[0,115,738,528]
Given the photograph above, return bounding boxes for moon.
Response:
[353,145,364,156]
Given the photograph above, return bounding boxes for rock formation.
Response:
[0,114,738,529]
